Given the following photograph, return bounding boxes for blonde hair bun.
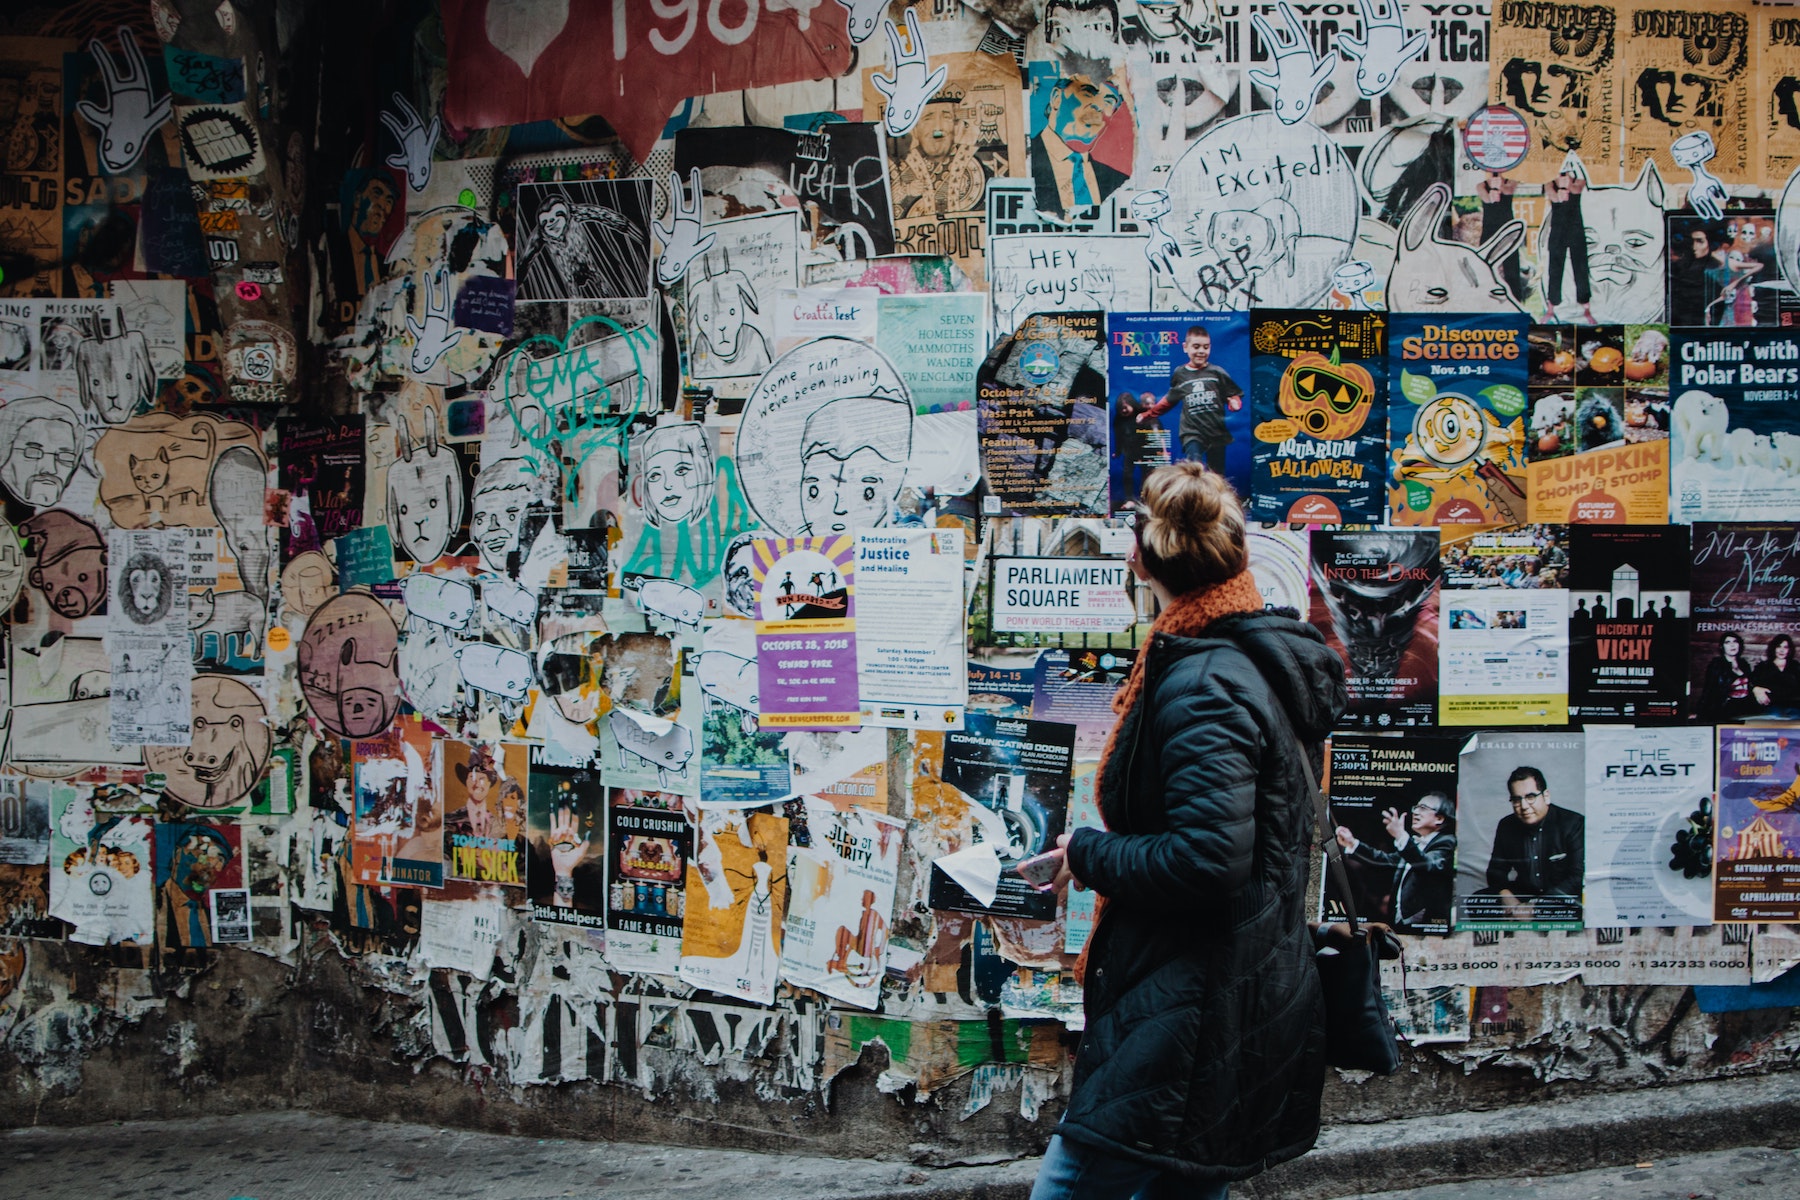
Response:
[1136,463,1247,595]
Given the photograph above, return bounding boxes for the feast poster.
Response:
[925,714,1075,921]
[1689,524,1800,722]
[1567,525,1690,722]
[751,536,859,730]
[1106,312,1252,508]
[1248,310,1388,525]
[1716,725,1800,923]
[1322,733,1462,935]
[977,311,1110,518]
[1309,529,1441,729]
[777,799,903,1010]
[1388,314,1531,526]
[1670,329,1800,523]
[1584,727,1715,928]
[604,789,689,974]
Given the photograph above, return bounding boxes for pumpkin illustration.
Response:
[1278,352,1376,441]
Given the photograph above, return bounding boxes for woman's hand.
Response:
[1049,833,1086,897]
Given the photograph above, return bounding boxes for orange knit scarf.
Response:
[1074,567,1265,984]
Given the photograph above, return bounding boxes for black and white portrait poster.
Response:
[1454,732,1586,932]
[514,179,654,302]
[107,527,193,747]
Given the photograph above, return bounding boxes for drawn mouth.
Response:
[191,754,233,784]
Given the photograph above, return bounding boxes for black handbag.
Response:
[1296,746,1403,1076]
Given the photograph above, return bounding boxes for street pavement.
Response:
[6,1112,1800,1199]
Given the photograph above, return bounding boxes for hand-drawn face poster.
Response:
[1669,328,1800,524]
[1715,724,1800,923]
[1490,1,1623,186]
[1249,310,1389,525]
[862,31,1026,282]
[106,527,192,747]
[977,310,1109,517]
[1310,528,1442,728]
[925,713,1074,921]
[1454,731,1586,931]
[1689,523,1800,724]
[1388,315,1531,527]
[1106,312,1251,508]
[1566,524,1689,722]
[513,179,654,303]
[1323,732,1462,936]
[605,788,689,974]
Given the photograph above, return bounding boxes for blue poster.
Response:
[1106,312,1251,510]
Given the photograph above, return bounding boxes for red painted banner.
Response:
[442,0,855,162]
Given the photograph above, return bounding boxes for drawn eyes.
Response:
[862,486,876,503]
[428,497,438,509]
[806,483,820,501]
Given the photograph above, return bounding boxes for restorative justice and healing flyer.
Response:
[855,528,969,730]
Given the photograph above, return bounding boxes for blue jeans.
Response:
[1029,1134,1229,1200]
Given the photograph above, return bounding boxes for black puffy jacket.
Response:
[1061,609,1349,1183]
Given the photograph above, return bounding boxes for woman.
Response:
[1752,634,1799,714]
[1031,463,1347,1200]
[1698,633,1755,721]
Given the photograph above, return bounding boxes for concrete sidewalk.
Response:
[5,1072,1799,1199]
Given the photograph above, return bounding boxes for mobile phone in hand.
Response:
[1014,849,1062,892]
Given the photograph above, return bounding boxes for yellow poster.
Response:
[1619,1,1755,186]
[1491,1,1623,184]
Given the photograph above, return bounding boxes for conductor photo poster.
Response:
[1106,312,1252,509]
[1249,310,1389,525]
[1322,732,1462,935]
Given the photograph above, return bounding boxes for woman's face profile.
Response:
[800,447,901,535]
